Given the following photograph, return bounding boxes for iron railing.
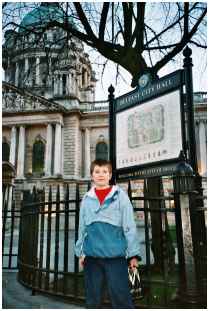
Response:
[2,177,207,308]
[2,184,21,270]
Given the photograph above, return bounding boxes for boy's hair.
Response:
[90,159,112,175]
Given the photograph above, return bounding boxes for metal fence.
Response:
[17,184,87,303]
[2,177,207,308]
[2,184,21,270]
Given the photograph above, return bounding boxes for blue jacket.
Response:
[74,185,140,259]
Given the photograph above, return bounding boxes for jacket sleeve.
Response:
[120,188,141,259]
[74,198,86,257]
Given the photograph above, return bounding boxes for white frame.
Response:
[116,90,183,169]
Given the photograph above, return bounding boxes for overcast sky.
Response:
[89,45,207,101]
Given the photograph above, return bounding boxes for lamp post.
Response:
[173,151,194,194]
[173,151,201,307]
[183,47,198,174]
[108,84,116,185]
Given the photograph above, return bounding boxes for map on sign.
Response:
[127,105,164,148]
[116,90,182,169]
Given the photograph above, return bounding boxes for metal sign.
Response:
[109,70,187,179]
[115,70,183,112]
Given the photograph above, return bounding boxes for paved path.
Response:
[2,271,84,309]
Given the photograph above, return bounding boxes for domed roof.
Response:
[19,3,72,32]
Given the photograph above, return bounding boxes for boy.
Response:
[75,159,140,308]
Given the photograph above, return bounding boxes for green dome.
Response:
[19,3,72,32]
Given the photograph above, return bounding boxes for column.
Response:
[6,186,13,230]
[9,126,17,166]
[48,57,52,83]
[5,59,9,82]
[7,126,17,228]
[85,70,88,86]
[35,57,40,85]
[5,69,8,82]
[68,74,72,94]
[61,125,64,175]
[195,121,201,172]
[204,120,207,146]
[54,123,62,175]
[66,74,69,95]
[199,121,207,175]
[178,193,198,302]
[59,75,63,95]
[44,123,53,176]
[25,57,29,85]
[17,126,26,179]
[71,71,76,94]
[84,128,91,177]
[54,75,58,95]
[15,62,19,86]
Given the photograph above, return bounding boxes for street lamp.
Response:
[173,151,194,194]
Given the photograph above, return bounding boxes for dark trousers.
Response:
[84,257,134,309]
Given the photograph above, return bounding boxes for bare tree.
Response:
[2,2,207,86]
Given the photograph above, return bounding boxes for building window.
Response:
[42,78,46,86]
[2,142,10,162]
[63,75,66,95]
[82,68,85,87]
[52,77,55,93]
[53,33,58,42]
[96,142,108,160]
[32,139,45,175]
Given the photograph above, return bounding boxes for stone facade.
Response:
[2,81,109,208]
[63,112,82,178]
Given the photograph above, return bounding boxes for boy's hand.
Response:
[79,256,86,268]
[129,257,139,271]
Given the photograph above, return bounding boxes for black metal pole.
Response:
[183,47,206,306]
[108,84,116,184]
[74,183,80,274]
[183,46,198,174]
[74,183,80,298]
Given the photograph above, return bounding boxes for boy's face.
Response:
[91,165,112,188]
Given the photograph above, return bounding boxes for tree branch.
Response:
[99,3,110,41]
[73,3,96,40]
[111,3,114,43]
[177,3,183,37]
[133,3,145,52]
[189,40,207,48]
[144,26,153,67]
[184,2,189,39]
[144,23,164,53]
[145,43,184,50]
[153,8,207,74]
[145,2,198,48]
[122,2,133,47]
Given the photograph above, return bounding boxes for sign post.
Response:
[108,84,116,184]
[109,70,187,181]
[183,47,198,174]
[108,47,206,307]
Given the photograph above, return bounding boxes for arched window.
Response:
[52,77,54,92]
[2,142,10,162]
[96,142,108,160]
[63,75,66,95]
[82,68,85,86]
[32,139,45,175]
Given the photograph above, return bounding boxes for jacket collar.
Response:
[85,184,119,201]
